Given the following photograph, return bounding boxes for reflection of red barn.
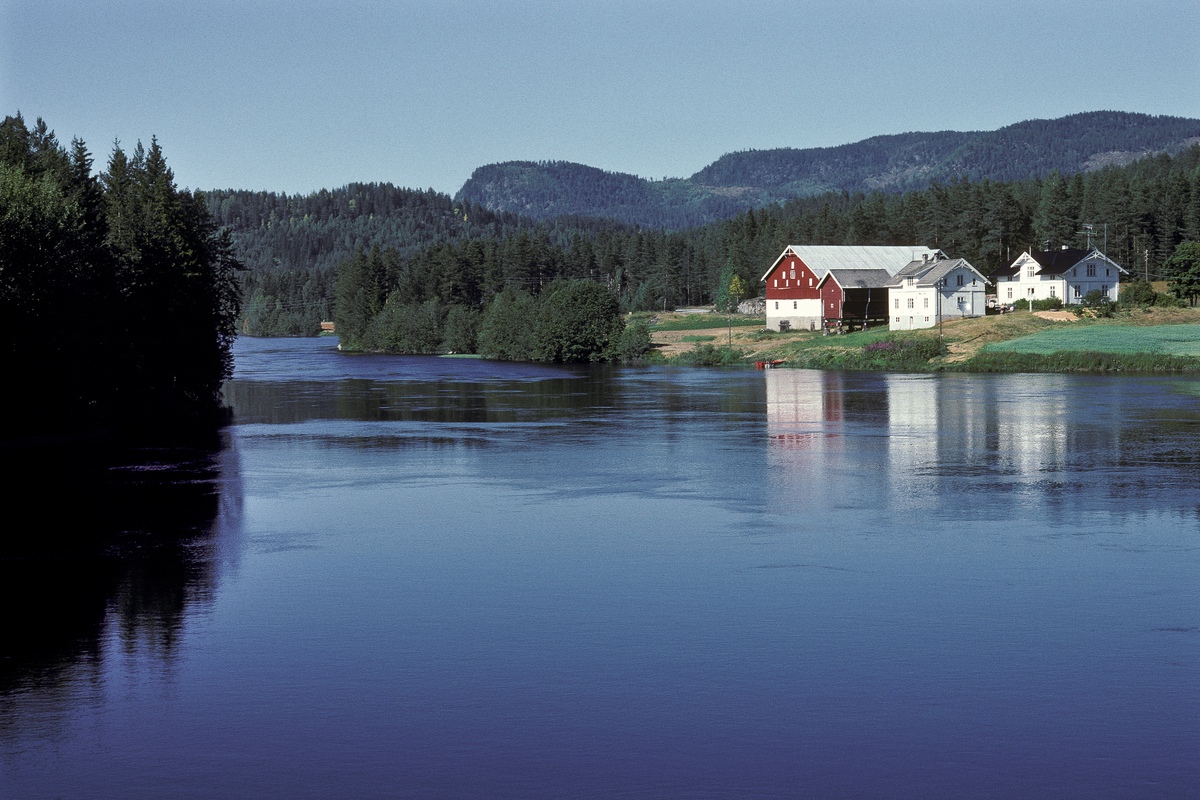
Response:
[762,245,942,331]
[817,269,892,331]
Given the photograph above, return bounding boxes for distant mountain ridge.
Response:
[455,112,1200,228]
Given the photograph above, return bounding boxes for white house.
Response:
[991,248,1127,305]
[885,256,990,331]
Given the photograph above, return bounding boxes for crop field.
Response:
[984,324,1200,356]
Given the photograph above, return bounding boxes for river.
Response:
[2,336,1197,798]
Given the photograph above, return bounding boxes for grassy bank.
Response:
[727,307,1200,373]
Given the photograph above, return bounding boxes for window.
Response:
[773,279,777,287]
[1028,288,1035,296]
[907,298,914,309]
[808,278,813,287]
[1027,265,1035,277]
[1006,287,1012,299]
[923,297,929,308]
[925,317,930,322]
[956,274,964,286]
[1102,284,1109,297]
[793,301,797,309]
[1072,268,1077,277]
[972,277,977,286]
[1086,264,1096,277]
[1106,268,1110,277]
[894,317,900,323]
[895,298,899,309]
[774,301,779,309]
[1049,286,1056,297]
[790,269,796,280]
[1074,285,1081,298]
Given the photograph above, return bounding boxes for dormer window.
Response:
[1026,265,1035,278]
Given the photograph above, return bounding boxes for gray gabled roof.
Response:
[818,268,894,290]
[762,245,944,283]
[885,258,990,287]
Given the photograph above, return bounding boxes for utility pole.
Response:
[938,278,945,337]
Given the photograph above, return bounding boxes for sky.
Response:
[3,0,1199,196]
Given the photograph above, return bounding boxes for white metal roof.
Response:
[761,245,943,283]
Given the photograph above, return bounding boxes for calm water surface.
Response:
[2,336,1198,798]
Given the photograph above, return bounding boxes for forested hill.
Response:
[205,183,515,275]
[204,181,633,335]
[456,112,1200,228]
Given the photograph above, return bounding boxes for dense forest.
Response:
[458,112,1200,227]
[205,183,634,335]
[0,114,240,434]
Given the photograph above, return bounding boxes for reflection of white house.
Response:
[885,257,990,331]
[991,248,1127,305]
[761,245,942,332]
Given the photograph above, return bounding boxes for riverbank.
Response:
[648,307,1200,372]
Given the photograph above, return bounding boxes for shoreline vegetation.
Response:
[650,306,1200,373]
[329,304,1200,374]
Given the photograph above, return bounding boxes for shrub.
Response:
[611,318,653,362]
[362,299,444,353]
[1030,297,1063,311]
[478,289,537,360]
[441,305,481,353]
[1076,290,1116,317]
[681,343,745,366]
[532,280,622,363]
[859,336,944,368]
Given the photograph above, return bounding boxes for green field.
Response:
[648,315,764,331]
[984,324,1200,356]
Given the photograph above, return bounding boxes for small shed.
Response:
[817,269,893,331]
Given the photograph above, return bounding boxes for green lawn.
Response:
[648,315,764,331]
[984,324,1200,356]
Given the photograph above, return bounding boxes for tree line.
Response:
[0,114,239,435]
[334,144,1198,340]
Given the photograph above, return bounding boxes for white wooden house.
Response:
[885,257,989,331]
[991,248,1126,305]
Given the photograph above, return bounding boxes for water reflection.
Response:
[0,435,242,740]
[765,368,1200,520]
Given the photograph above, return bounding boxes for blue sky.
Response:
[4,0,1198,195]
